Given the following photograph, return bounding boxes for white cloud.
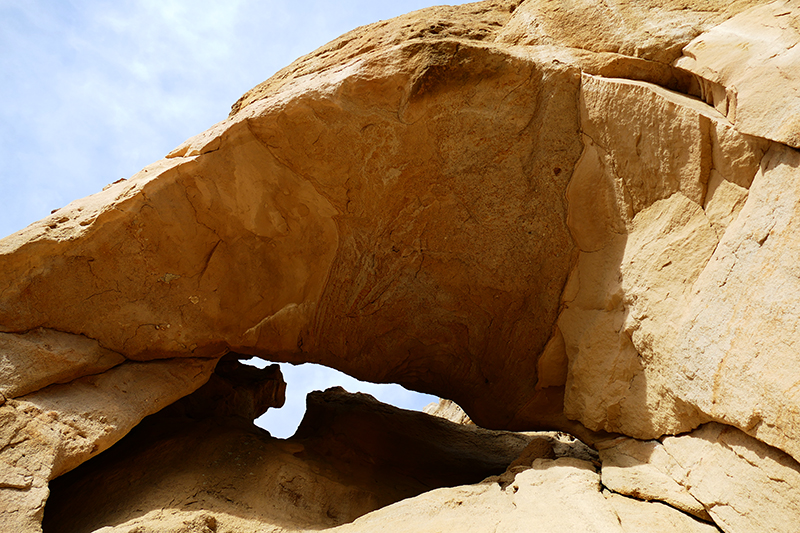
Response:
[1,1,454,238]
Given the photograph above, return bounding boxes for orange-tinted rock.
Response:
[43,387,549,533]
[676,1,800,147]
[0,19,586,433]
[0,358,216,533]
[0,329,124,400]
[3,1,800,531]
[600,423,800,533]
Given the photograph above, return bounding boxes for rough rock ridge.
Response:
[2,0,800,532]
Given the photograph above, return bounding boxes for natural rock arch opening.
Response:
[42,354,590,533]
[4,1,800,532]
[242,357,438,438]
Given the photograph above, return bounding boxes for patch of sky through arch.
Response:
[242,358,438,439]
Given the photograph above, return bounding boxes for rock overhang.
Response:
[3,1,800,531]
[0,34,589,433]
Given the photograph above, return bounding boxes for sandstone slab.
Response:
[675,0,800,147]
[599,438,710,521]
[169,357,286,421]
[601,423,800,533]
[557,58,800,470]
[559,74,766,440]
[0,357,216,533]
[331,457,716,533]
[423,398,474,425]
[0,30,587,433]
[0,328,124,400]
[675,143,800,462]
[661,424,800,533]
[603,492,719,533]
[496,0,763,65]
[2,1,800,531]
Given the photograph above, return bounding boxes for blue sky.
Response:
[0,0,446,437]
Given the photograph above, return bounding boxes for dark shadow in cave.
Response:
[42,354,561,533]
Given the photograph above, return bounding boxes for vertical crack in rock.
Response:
[559,72,771,442]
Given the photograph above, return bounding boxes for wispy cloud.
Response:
[0,1,449,236]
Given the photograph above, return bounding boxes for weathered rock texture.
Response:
[423,397,475,425]
[43,386,556,533]
[0,1,585,435]
[330,457,719,533]
[2,0,800,531]
[676,0,800,147]
[0,356,216,533]
[600,423,800,533]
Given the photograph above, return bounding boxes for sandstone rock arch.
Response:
[4,1,800,531]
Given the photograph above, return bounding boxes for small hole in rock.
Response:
[240,358,438,438]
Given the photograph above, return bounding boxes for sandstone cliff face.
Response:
[3,0,800,532]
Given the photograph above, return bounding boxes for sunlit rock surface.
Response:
[2,0,800,531]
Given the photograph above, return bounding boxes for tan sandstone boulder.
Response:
[600,423,800,533]
[599,437,710,521]
[0,329,125,400]
[423,398,475,425]
[497,0,762,63]
[2,0,792,450]
[558,72,767,439]
[667,144,800,462]
[0,357,216,533]
[676,0,800,147]
[0,1,586,435]
[330,457,717,533]
[549,0,800,476]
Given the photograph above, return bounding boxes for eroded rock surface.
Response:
[673,144,800,462]
[43,386,556,533]
[559,72,768,439]
[0,5,585,433]
[331,457,718,533]
[2,0,800,531]
[423,398,475,425]
[676,0,800,147]
[0,357,216,533]
[601,423,800,533]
